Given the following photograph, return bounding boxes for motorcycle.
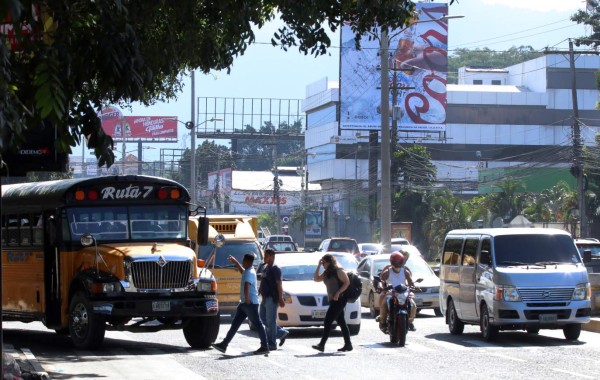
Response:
[375,276,422,347]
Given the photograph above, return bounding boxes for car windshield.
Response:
[266,242,296,252]
[280,264,317,281]
[333,254,358,270]
[329,240,358,253]
[494,234,581,265]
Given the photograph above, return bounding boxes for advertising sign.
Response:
[340,2,449,132]
[305,210,324,237]
[100,107,178,142]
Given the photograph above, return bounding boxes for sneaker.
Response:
[279,330,290,347]
[409,323,416,332]
[254,346,270,355]
[212,342,227,353]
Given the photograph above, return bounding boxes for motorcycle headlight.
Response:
[494,285,520,302]
[572,283,590,301]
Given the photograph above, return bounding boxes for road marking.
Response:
[487,352,526,362]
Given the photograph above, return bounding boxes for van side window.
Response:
[479,238,492,266]
[443,238,463,265]
[462,238,478,266]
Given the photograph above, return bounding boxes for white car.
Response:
[274,252,361,335]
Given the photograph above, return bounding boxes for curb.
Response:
[3,346,49,380]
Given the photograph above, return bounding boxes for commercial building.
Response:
[302,55,600,241]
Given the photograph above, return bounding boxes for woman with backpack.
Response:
[312,254,353,352]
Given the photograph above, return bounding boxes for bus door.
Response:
[43,212,62,327]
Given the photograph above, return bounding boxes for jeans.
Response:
[319,298,350,346]
[222,302,268,347]
[259,297,289,348]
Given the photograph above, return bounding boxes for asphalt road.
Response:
[3,309,600,380]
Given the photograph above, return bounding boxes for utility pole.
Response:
[190,71,197,205]
[380,28,392,254]
[544,42,599,238]
[272,144,282,234]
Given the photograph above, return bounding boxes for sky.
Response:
[109,0,590,162]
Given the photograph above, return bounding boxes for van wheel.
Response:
[369,292,379,318]
[447,300,464,335]
[563,324,581,341]
[480,305,498,342]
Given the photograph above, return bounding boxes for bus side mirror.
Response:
[197,217,209,246]
[583,249,592,264]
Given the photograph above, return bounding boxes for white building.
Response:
[302,55,600,240]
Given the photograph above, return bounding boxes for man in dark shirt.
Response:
[259,249,289,350]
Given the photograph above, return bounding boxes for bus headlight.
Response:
[573,283,590,300]
[89,281,122,294]
[197,280,216,293]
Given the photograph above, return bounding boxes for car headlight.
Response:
[494,285,520,302]
[282,292,293,304]
[572,283,590,300]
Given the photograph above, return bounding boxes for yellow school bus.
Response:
[1,175,219,349]
[190,215,263,314]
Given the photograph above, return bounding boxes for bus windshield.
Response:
[65,205,188,242]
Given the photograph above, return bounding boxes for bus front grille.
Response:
[130,260,193,289]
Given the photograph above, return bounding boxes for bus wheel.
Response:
[183,314,220,349]
[69,291,106,349]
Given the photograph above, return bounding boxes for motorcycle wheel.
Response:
[397,314,407,347]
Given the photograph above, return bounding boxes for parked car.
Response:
[575,238,600,258]
[271,251,361,334]
[317,237,361,260]
[263,241,299,253]
[357,243,382,258]
[376,243,422,257]
[391,237,410,245]
[356,253,441,318]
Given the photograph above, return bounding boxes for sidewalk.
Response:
[3,345,48,380]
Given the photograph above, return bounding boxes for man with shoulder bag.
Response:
[259,249,290,350]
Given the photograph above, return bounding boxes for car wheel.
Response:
[369,292,379,318]
[563,324,581,341]
[480,304,498,342]
[348,324,361,335]
[447,299,464,335]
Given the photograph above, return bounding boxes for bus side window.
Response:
[6,214,19,246]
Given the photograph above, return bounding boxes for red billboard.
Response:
[100,107,178,142]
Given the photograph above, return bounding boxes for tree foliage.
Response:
[1,0,422,172]
[447,46,543,84]
[572,1,600,48]
[393,145,436,189]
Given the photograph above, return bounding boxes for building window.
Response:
[492,80,502,85]
[473,80,483,85]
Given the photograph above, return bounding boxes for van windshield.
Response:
[494,234,581,266]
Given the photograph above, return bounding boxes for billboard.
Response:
[340,2,449,132]
[100,106,178,142]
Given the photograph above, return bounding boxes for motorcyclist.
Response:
[378,251,419,332]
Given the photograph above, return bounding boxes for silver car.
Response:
[357,253,442,317]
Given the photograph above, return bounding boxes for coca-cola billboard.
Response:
[100,106,178,142]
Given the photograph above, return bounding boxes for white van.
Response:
[439,228,591,341]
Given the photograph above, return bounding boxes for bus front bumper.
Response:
[91,294,218,317]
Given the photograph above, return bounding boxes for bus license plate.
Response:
[539,314,557,323]
[312,310,327,319]
[152,301,171,312]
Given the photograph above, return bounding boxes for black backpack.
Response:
[343,271,362,303]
